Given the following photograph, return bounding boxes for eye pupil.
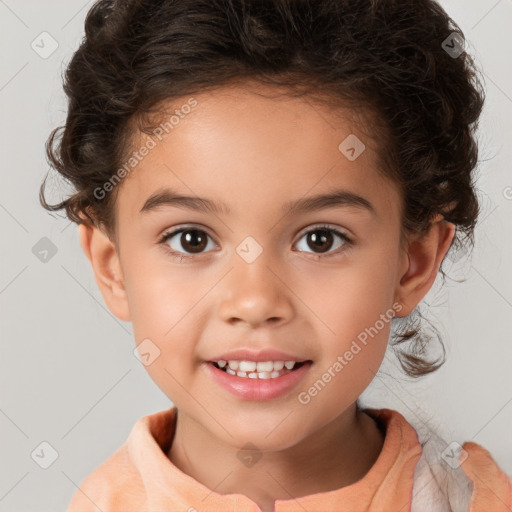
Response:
[182,230,207,253]
[308,229,333,253]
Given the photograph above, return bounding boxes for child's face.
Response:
[87,83,414,448]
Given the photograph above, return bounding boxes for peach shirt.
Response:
[67,406,512,511]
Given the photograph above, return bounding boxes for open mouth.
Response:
[205,359,313,400]
[210,360,310,380]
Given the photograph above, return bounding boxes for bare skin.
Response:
[169,402,384,512]
[79,81,455,512]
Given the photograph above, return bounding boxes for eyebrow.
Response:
[139,187,375,216]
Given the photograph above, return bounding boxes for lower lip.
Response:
[204,361,312,401]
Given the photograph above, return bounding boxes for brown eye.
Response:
[295,226,351,256]
[161,228,215,255]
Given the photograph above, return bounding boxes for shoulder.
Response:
[459,441,512,510]
[66,444,146,511]
[411,428,512,511]
[367,407,512,511]
[66,408,176,511]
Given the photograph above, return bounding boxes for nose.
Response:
[218,253,294,329]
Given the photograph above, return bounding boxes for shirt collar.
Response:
[127,406,422,511]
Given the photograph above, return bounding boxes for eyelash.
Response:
[158,224,353,262]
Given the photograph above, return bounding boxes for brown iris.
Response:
[306,229,334,253]
[180,230,208,253]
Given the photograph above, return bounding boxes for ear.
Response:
[394,215,455,317]
[78,223,131,322]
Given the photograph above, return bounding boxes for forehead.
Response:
[115,82,399,224]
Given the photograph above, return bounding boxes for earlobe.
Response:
[78,223,131,322]
[394,215,455,317]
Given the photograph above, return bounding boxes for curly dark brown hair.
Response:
[40,0,485,377]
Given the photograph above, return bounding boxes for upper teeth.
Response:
[216,360,297,372]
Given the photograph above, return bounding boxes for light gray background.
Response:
[1,1,511,510]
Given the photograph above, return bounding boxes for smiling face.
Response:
[81,81,445,452]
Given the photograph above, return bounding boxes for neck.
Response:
[167,404,385,512]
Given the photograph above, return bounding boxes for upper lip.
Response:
[207,348,310,363]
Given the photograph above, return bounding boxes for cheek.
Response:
[299,292,391,418]
[122,254,204,394]
[123,250,199,336]
[303,263,397,339]
[126,264,200,399]
[297,248,397,384]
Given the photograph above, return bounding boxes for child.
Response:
[40,0,511,510]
